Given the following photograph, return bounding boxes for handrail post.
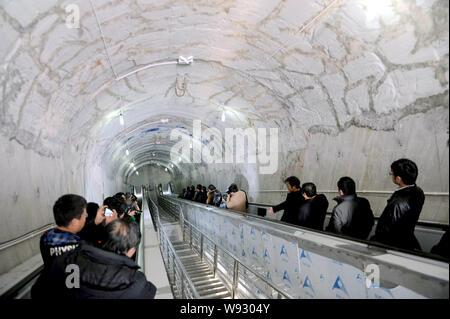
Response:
[181,276,184,299]
[213,244,218,277]
[189,223,193,248]
[200,234,204,261]
[232,260,239,299]
[172,253,176,283]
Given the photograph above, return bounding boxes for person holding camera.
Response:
[32,219,157,299]
[78,196,126,247]
[224,183,247,214]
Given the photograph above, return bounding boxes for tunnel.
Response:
[0,0,448,300]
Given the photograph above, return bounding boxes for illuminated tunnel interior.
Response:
[0,0,448,284]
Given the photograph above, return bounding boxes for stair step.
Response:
[194,282,223,290]
[189,273,215,280]
[192,278,221,286]
[186,268,211,274]
[195,285,227,296]
[198,286,229,295]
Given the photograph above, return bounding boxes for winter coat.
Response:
[326,194,374,240]
[31,242,156,299]
[273,191,305,224]
[226,190,247,213]
[371,185,424,250]
[39,228,81,269]
[296,194,329,231]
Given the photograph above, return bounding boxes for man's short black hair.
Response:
[391,158,418,185]
[115,192,125,198]
[337,177,356,195]
[208,184,216,191]
[53,194,87,227]
[104,196,127,217]
[102,219,141,255]
[284,176,301,189]
[197,184,202,190]
[228,183,239,193]
[302,183,317,197]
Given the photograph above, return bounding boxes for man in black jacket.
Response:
[326,177,374,240]
[296,183,329,231]
[32,219,156,299]
[371,158,425,250]
[268,176,305,224]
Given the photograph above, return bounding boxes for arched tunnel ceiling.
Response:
[1,0,448,181]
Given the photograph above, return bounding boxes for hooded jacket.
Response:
[31,242,156,299]
[326,194,374,240]
[371,185,424,250]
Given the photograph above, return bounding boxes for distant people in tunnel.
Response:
[371,159,425,251]
[115,192,126,201]
[193,184,202,202]
[207,184,222,207]
[200,186,208,203]
[188,185,195,200]
[124,193,141,222]
[179,188,186,199]
[295,183,329,231]
[225,183,248,214]
[38,194,88,269]
[326,177,374,240]
[268,176,305,224]
[32,219,157,299]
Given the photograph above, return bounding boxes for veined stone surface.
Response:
[0,0,448,274]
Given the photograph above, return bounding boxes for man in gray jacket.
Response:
[326,177,374,240]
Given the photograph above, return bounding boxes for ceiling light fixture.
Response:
[119,111,124,126]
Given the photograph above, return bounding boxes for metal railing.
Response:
[148,196,200,299]
[0,223,54,252]
[136,187,145,271]
[158,194,449,299]
[158,195,292,299]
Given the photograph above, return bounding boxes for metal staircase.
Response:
[148,194,232,299]
[170,242,231,299]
